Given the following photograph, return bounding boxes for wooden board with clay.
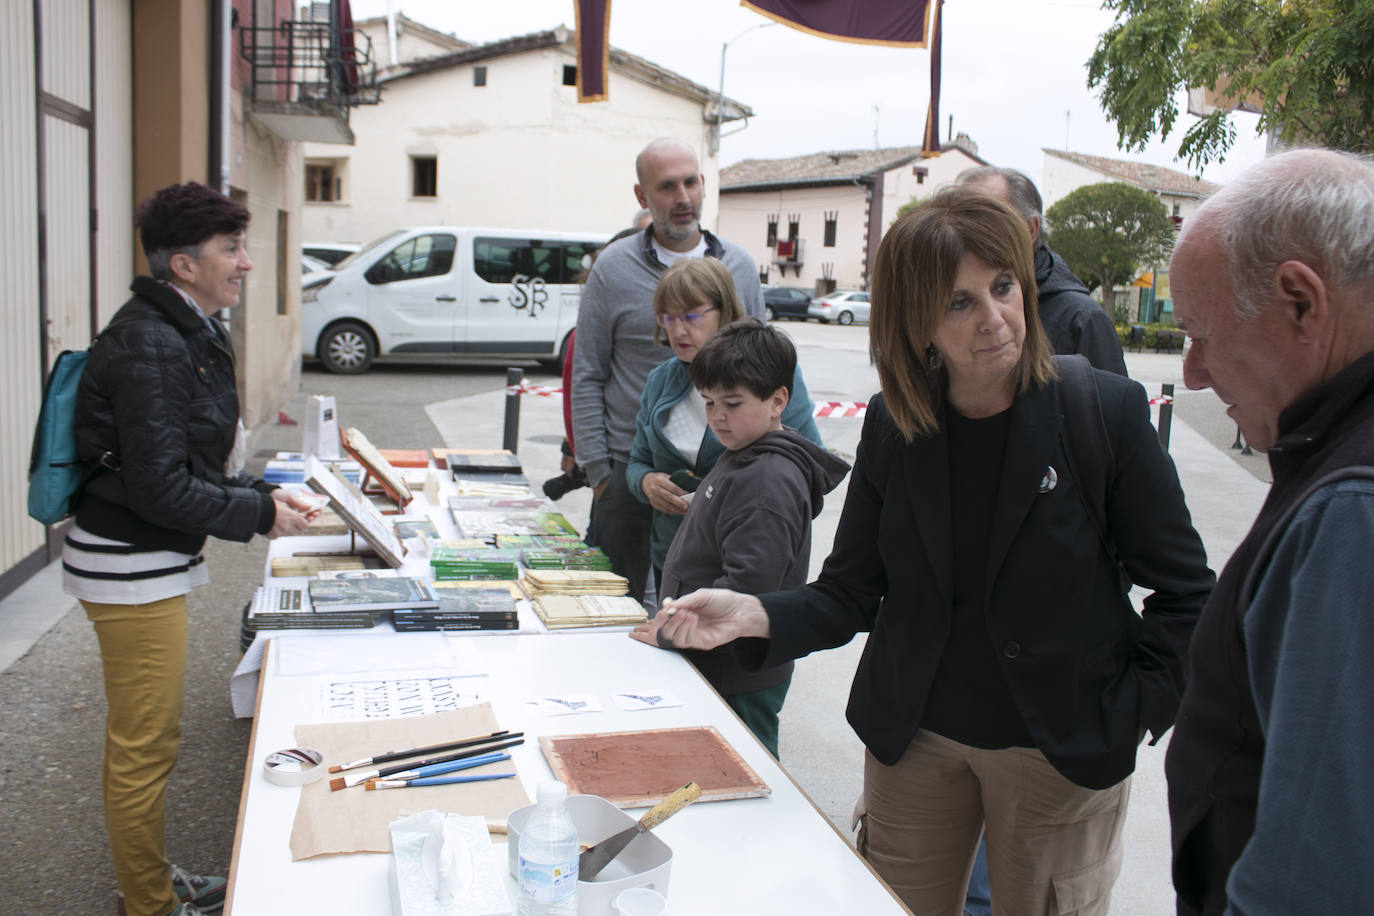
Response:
[539,725,770,808]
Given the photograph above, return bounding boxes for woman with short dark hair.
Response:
[66,182,314,916]
[636,189,1214,915]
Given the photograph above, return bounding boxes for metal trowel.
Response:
[579,781,701,879]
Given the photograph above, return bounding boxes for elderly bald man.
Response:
[1166,149,1374,915]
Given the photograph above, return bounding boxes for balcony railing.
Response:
[238,19,380,143]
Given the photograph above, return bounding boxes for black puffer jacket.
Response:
[73,276,276,553]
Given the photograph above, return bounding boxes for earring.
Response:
[926,345,943,369]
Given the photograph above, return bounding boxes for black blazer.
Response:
[750,371,1214,790]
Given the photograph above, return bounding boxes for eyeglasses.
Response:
[656,307,719,329]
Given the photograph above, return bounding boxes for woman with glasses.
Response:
[625,257,823,750]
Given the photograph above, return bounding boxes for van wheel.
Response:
[765,306,776,321]
[838,310,854,326]
[319,322,375,374]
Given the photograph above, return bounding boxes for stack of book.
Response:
[520,544,612,571]
[393,586,521,632]
[263,452,362,485]
[529,594,648,629]
[430,546,522,580]
[246,586,380,630]
[269,555,386,577]
[520,569,629,597]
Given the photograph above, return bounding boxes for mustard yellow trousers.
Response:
[82,596,188,916]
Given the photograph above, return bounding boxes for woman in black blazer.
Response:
[634,189,1213,915]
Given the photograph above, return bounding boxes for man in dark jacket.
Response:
[64,183,314,916]
[954,165,1130,916]
[959,166,1128,376]
[1167,149,1374,914]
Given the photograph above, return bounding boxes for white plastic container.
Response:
[516,780,580,916]
[508,794,673,916]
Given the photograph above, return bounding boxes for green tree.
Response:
[895,195,926,220]
[1044,182,1175,315]
[1087,0,1374,169]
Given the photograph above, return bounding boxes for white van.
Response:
[301,226,606,373]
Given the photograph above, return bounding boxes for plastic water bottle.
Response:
[517,780,579,915]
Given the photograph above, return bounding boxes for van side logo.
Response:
[509,275,548,319]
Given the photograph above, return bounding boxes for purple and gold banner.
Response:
[742,0,935,47]
[921,0,943,155]
[574,0,611,102]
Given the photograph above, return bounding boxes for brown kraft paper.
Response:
[288,704,531,860]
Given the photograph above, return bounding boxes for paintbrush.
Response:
[367,772,516,790]
[329,737,525,790]
[372,751,511,783]
[328,730,515,772]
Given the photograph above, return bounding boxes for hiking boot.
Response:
[170,866,225,913]
[115,867,225,916]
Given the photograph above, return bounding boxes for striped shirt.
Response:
[62,523,210,604]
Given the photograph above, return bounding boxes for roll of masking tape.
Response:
[263,748,326,786]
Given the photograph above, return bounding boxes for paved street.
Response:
[0,322,1268,914]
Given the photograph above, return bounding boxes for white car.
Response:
[809,290,870,325]
[301,226,606,374]
[303,242,361,267]
[301,253,333,275]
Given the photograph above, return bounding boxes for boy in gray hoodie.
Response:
[656,320,850,757]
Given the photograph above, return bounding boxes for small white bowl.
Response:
[507,793,673,915]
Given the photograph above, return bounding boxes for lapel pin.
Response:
[1039,466,1058,493]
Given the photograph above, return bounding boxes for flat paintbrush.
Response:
[329,736,525,790]
[366,772,516,790]
[371,751,511,783]
[328,730,515,773]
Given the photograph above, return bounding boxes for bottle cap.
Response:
[536,779,568,804]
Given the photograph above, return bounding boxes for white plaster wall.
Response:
[303,46,719,247]
[879,147,983,233]
[1041,157,1125,211]
[358,19,462,70]
[718,185,869,292]
[236,111,304,429]
[1042,156,1202,227]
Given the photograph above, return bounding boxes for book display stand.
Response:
[340,427,413,512]
[303,455,407,568]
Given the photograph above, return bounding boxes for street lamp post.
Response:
[714,21,776,155]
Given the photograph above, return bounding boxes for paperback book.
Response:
[530,594,647,629]
[306,576,439,612]
[520,569,630,598]
[392,588,521,632]
[246,586,379,630]
[430,547,522,580]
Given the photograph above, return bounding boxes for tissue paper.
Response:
[389,810,511,916]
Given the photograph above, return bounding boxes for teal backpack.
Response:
[27,348,121,525]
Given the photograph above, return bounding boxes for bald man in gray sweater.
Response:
[571,138,764,602]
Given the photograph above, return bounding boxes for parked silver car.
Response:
[809,290,870,325]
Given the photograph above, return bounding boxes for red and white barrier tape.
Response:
[1148,395,1174,405]
[814,401,867,418]
[506,382,563,397]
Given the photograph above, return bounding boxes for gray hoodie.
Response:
[659,428,851,694]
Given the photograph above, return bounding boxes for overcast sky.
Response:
[349,0,1269,187]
